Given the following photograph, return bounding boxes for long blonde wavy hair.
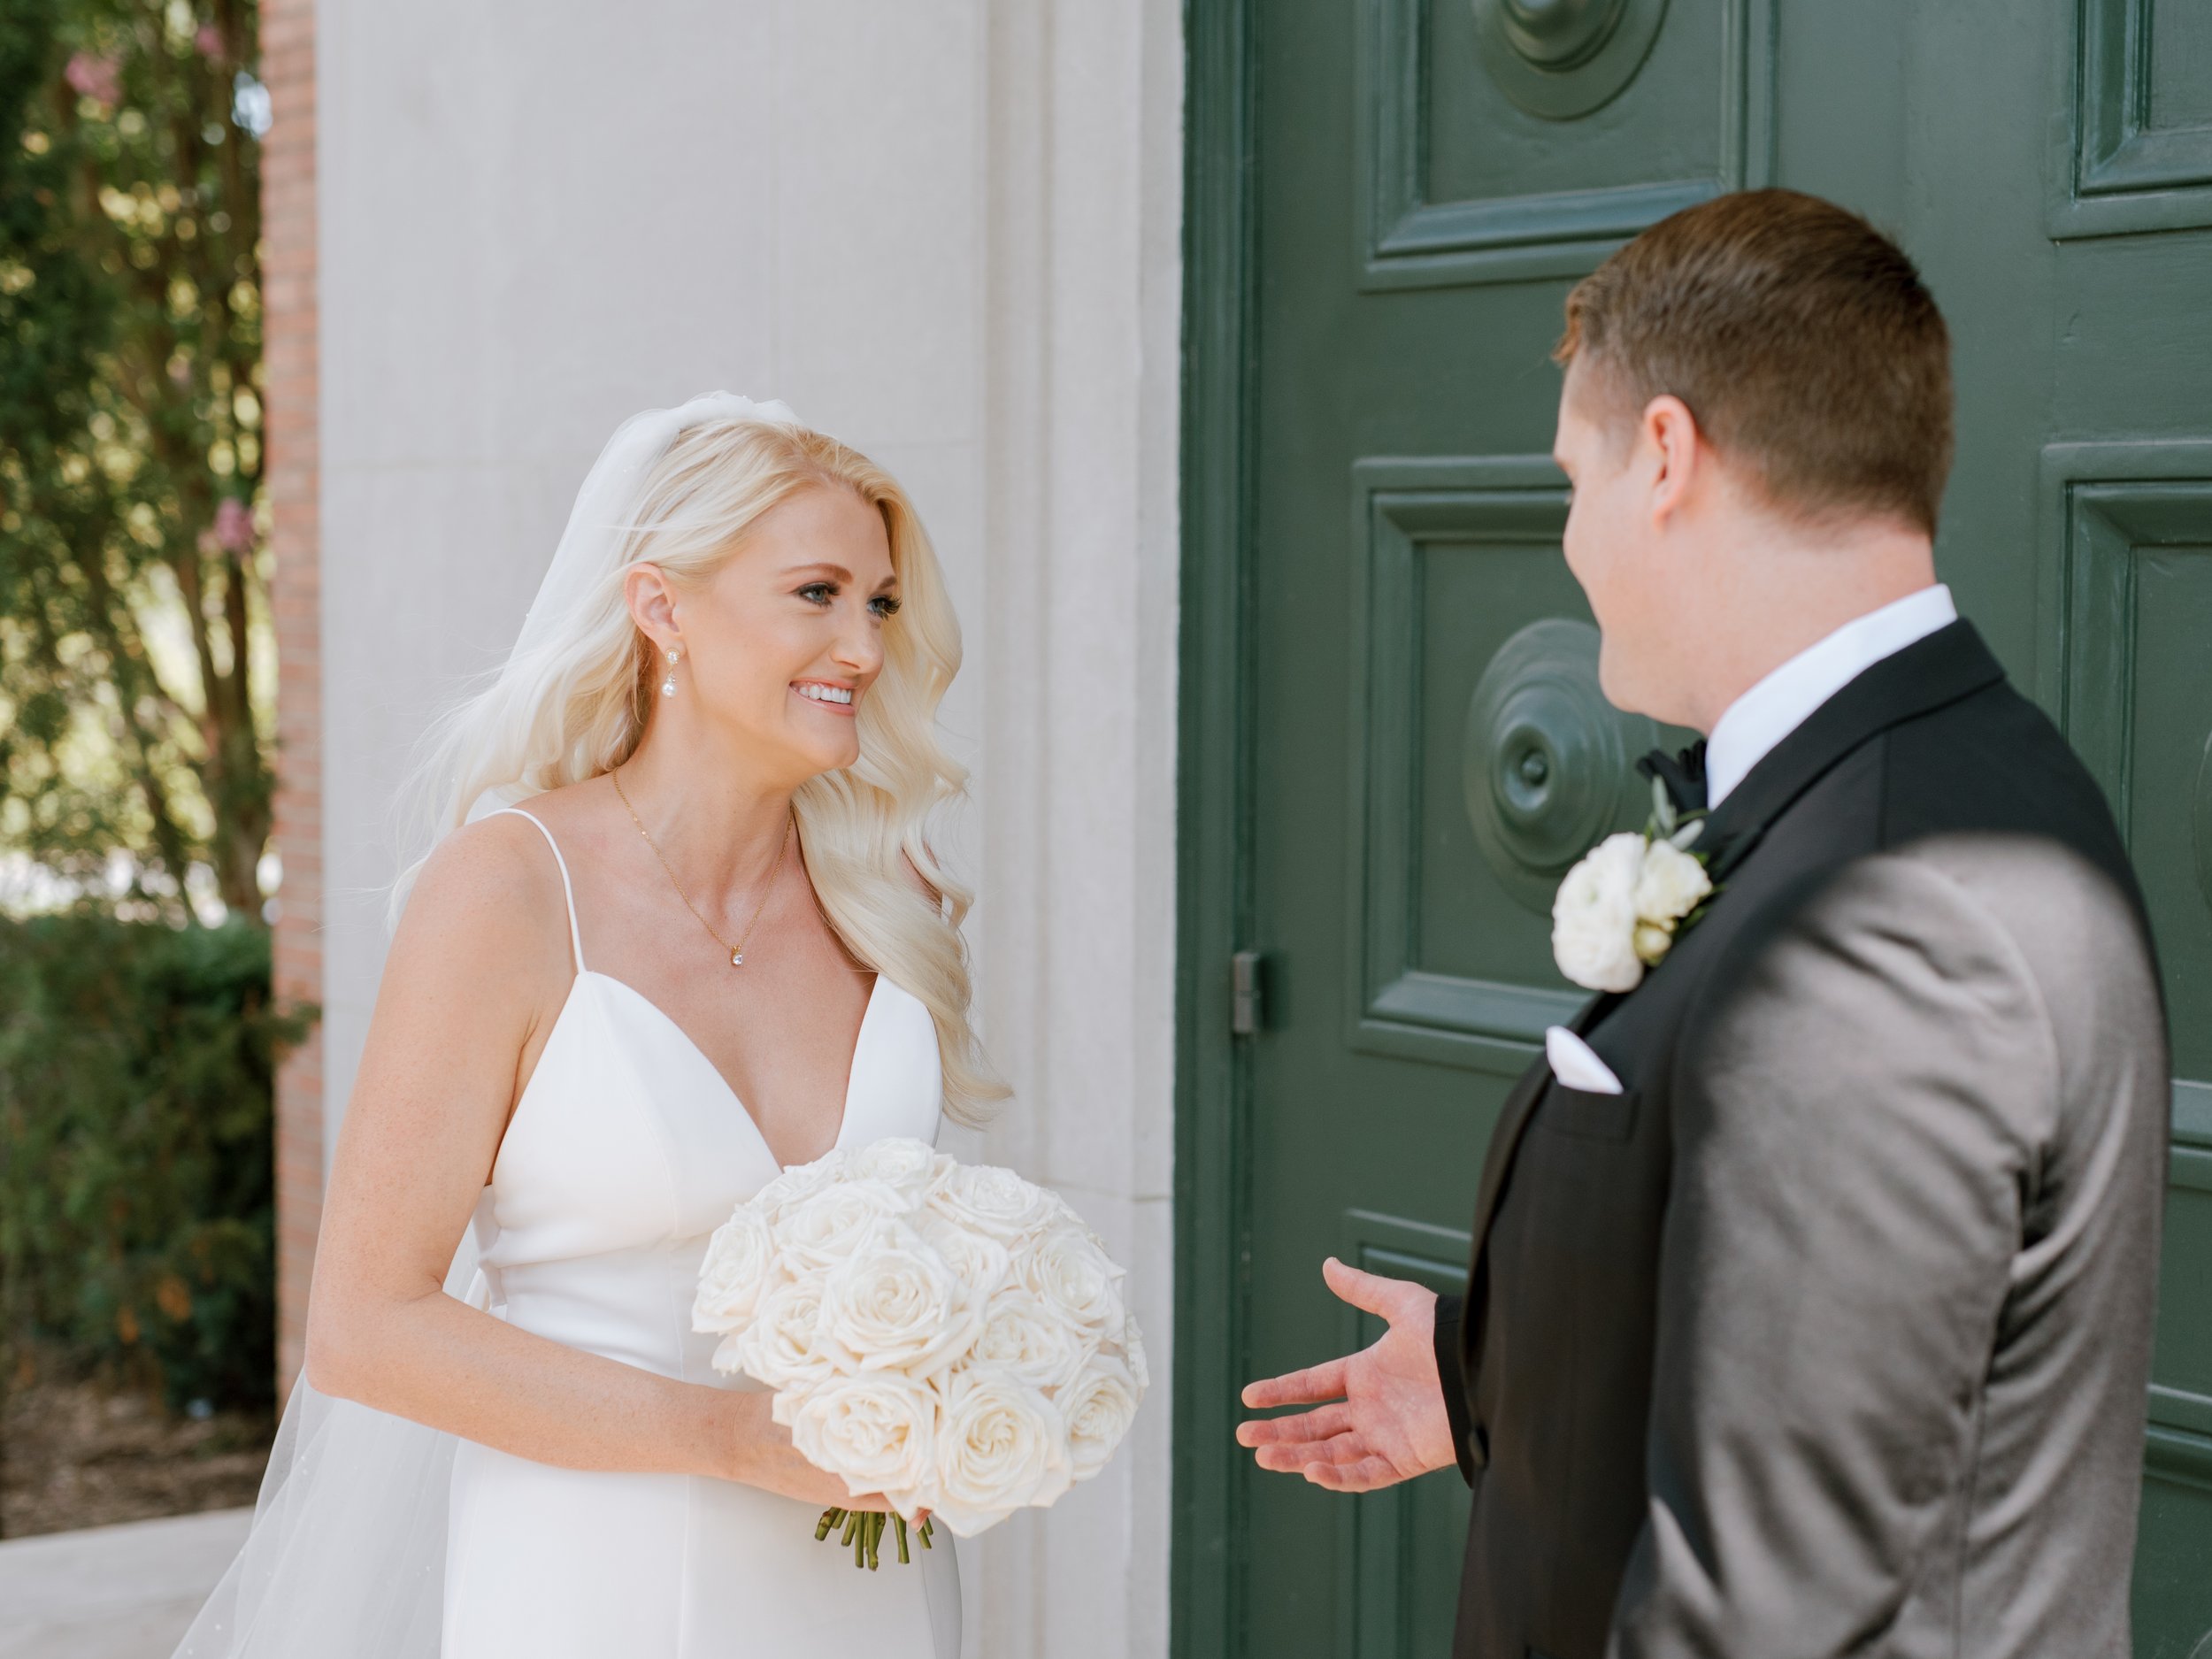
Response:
[389,409,1006,1125]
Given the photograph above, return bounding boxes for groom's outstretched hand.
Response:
[1235,1256,1456,1493]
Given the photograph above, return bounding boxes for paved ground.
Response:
[0,1509,250,1659]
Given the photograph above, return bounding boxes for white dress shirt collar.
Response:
[1703,583,1959,810]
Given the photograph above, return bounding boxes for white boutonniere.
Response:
[1550,777,1717,993]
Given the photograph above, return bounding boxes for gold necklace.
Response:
[611,765,792,968]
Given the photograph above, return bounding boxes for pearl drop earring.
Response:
[661,648,680,697]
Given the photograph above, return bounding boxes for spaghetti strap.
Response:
[488,806,587,974]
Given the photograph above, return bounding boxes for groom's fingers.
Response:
[1254,1430,1366,1473]
[1236,1402,1354,1448]
[1240,1356,1349,1409]
[1321,1255,1419,1321]
[1302,1453,1401,1493]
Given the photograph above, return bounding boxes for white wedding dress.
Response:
[173,806,959,1657]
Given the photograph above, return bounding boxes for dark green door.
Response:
[1174,2,2212,1654]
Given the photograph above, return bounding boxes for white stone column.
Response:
[956,0,1183,1653]
[316,3,1182,1652]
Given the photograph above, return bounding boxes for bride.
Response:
[173,394,1002,1657]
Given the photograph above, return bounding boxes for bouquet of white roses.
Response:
[691,1137,1147,1568]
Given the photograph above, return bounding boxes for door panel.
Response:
[1180,0,2212,1653]
[1356,0,1772,288]
[2037,441,2212,1647]
[2045,1,2212,1644]
[1345,458,1668,1075]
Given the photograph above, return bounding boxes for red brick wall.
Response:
[261,0,320,1402]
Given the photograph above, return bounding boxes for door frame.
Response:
[1171,0,1260,1653]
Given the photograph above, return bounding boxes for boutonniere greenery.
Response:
[1550,777,1719,994]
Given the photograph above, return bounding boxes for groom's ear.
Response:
[1641,394,1705,529]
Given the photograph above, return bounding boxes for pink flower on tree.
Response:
[195,24,224,59]
[64,51,120,106]
[211,497,256,553]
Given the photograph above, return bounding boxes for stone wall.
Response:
[287,3,1184,1651]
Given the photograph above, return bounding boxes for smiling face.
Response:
[642,480,901,787]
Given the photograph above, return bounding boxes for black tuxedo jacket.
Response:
[1433,619,2170,1658]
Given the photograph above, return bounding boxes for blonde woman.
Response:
[173,396,997,1659]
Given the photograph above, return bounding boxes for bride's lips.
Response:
[792,680,859,717]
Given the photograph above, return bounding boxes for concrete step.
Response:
[0,1509,251,1659]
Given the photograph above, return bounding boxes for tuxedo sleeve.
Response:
[1607,854,2057,1659]
[1431,1293,1476,1486]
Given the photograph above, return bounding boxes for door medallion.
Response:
[1463,617,1655,914]
[1472,0,1670,119]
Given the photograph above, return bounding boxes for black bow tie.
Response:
[1636,739,1709,815]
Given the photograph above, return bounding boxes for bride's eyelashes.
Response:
[793,580,902,618]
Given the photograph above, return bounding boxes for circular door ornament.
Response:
[1462,618,1655,915]
[1473,0,1670,120]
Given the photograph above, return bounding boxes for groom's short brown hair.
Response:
[1556,188,1953,536]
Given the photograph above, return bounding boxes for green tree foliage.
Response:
[0,911,307,1410]
[0,0,272,920]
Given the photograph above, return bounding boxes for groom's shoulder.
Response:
[1732,668,2157,1026]
[1878,672,2132,879]
[1857,675,2162,1034]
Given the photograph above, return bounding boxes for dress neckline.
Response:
[483,803,884,1178]
[500,968,884,1181]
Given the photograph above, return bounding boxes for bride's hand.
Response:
[722,1390,897,1513]
[1235,1256,1457,1493]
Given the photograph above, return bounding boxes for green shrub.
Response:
[0,913,312,1412]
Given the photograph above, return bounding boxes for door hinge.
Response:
[1230,949,1265,1037]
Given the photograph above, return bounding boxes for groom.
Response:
[1239,189,2170,1656]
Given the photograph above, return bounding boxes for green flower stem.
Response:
[810,1506,936,1567]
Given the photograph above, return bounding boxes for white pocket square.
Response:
[1545,1025,1624,1094]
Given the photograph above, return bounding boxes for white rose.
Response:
[1116,1313,1150,1392]
[710,1327,750,1377]
[784,1370,939,1505]
[1019,1223,1125,1334]
[752,1151,848,1219]
[740,1277,835,1392]
[692,1205,779,1333]
[1550,831,1647,993]
[778,1179,915,1274]
[848,1136,943,1194]
[817,1219,982,1376]
[1059,1355,1141,1480]
[1042,1195,1129,1280]
[968,1288,1088,1392]
[926,1162,1059,1243]
[1632,837,1711,926]
[1632,919,1676,966]
[930,1371,1071,1535]
[916,1213,1013,1308]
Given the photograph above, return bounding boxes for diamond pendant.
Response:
[731,950,744,967]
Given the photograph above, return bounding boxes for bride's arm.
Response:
[301,815,872,1508]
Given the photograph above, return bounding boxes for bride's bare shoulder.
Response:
[386,809,574,989]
